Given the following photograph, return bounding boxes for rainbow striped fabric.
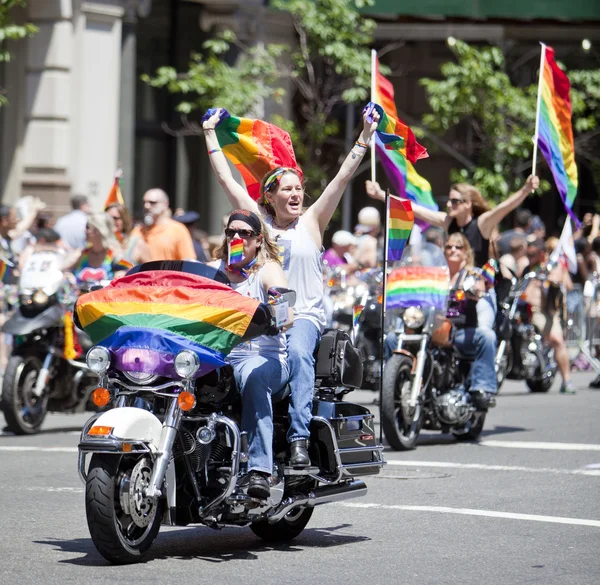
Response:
[203,108,301,200]
[228,237,244,265]
[386,266,450,311]
[353,305,365,328]
[104,169,125,210]
[75,270,261,378]
[387,195,414,262]
[537,45,579,225]
[0,259,14,284]
[369,102,428,164]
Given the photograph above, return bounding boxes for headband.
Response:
[263,168,295,193]
[227,209,263,235]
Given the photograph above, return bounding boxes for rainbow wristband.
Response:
[208,148,222,155]
[355,140,369,149]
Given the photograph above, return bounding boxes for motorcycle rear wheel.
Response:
[1,354,48,435]
[85,454,163,564]
[526,377,553,393]
[250,506,314,542]
[453,412,487,441]
[381,354,422,451]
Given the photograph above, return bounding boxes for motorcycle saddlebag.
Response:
[314,328,363,388]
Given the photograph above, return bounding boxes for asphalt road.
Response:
[1,372,599,585]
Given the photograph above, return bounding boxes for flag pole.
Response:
[532,42,547,175]
[370,49,377,182]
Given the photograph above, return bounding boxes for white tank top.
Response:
[221,261,287,363]
[264,214,326,332]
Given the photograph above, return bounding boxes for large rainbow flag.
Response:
[386,266,450,311]
[536,44,579,225]
[387,195,414,262]
[76,270,261,378]
[203,108,301,201]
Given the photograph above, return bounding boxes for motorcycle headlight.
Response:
[86,346,111,373]
[174,350,199,378]
[402,306,425,329]
[20,293,33,306]
[123,371,158,384]
[32,290,49,305]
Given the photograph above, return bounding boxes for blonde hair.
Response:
[86,212,121,251]
[214,213,281,271]
[446,232,474,268]
[258,167,304,217]
[450,183,491,217]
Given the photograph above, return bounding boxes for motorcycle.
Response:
[0,248,100,434]
[494,267,557,392]
[381,243,487,451]
[76,261,384,564]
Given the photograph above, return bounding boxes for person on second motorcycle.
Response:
[209,210,294,499]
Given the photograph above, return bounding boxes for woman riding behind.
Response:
[209,210,293,499]
[203,107,379,467]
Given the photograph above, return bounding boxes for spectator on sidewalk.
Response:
[54,195,90,251]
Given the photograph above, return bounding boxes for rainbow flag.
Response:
[228,237,244,265]
[386,266,450,311]
[387,195,414,262]
[374,57,398,120]
[369,102,428,164]
[536,44,579,225]
[0,259,14,284]
[353,305,365,328]
[112,258,134,273]
[104,169,125,210]
[75,270,261,378]
[202,108,301,201]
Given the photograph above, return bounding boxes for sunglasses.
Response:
[225,228,257,239]
[447,198,465,207]
[445,244,464,251]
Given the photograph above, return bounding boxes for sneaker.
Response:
[589,375,600,389]
[247,471,270,500]
[559,382,576,394]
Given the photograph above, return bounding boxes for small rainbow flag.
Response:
[0,259,14,284]
[104,169,125,210]
[386,266,450,311]
[536,44,579,225]
[387,195,414,263]
[353,305,365,328]
[112,258,134,273]
[228,237,244,265]
[368,102,428,164]
[202,108,301,201]
[479,259,497,286]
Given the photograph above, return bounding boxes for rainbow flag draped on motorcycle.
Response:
[75,271,261,378]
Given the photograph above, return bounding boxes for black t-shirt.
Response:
[448,217,490,268]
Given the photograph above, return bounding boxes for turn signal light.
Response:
[91,388,111,408]
[177,391,196,411]
[88,425,113,436]
[455,290,465,301]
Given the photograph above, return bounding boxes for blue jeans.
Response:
[454,326,498,394]
[229,354,289,474]
[285,319,321,442]
[477,289,497,331]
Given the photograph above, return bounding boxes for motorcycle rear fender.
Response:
[85,407,163,447]
[391,349,417,373]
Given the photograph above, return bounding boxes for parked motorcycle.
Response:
[381,244,487,451]
[0,249,100,434]
[76,261,384,564]
[495,268,557,392]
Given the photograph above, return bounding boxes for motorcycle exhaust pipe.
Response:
[268,479,367,524]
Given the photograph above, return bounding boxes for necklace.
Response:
[273,216,298,230]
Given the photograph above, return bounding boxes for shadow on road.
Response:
[35,523,369,566]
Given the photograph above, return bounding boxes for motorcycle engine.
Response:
[434,388,473,426]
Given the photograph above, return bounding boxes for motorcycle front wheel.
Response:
[85,454,164,564]
[1,353,48,435]
[453,411,487,441]
[381,354,422,451]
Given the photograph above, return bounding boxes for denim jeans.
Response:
[454,326,498,394]
[229,354,289,474]
[285,319,321,441]
[477,289,497,331]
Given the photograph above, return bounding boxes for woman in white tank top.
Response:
[204,108,379,468]
[209,210,293,500]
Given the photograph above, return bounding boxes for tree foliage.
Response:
[142,0,378,191]
[420,40,600,203]
[0,0,37,106]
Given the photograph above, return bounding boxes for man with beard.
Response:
[130,188,196,261]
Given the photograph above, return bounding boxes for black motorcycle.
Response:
[76,262,384,564]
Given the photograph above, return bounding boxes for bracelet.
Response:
[355,140,369,149]
[350,149,365,160]
[208,148,222,155]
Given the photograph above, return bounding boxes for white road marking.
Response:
[336,502,600,528]
[479,440,600,451]
[0,446,77,453]
[384,460,600,477]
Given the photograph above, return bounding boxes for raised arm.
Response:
[306,110,379,236]
[202,109,259,214]
[365,180,449,228]
[477,175,539,239]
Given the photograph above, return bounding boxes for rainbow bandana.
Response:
[75,270,261,379]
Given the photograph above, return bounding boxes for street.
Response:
[1,372,599,585]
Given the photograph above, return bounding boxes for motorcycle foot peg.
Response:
[240,431,249,463]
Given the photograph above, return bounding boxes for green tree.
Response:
[143,0,378,190]
[420,40,600,203]
[0,0,37,106]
